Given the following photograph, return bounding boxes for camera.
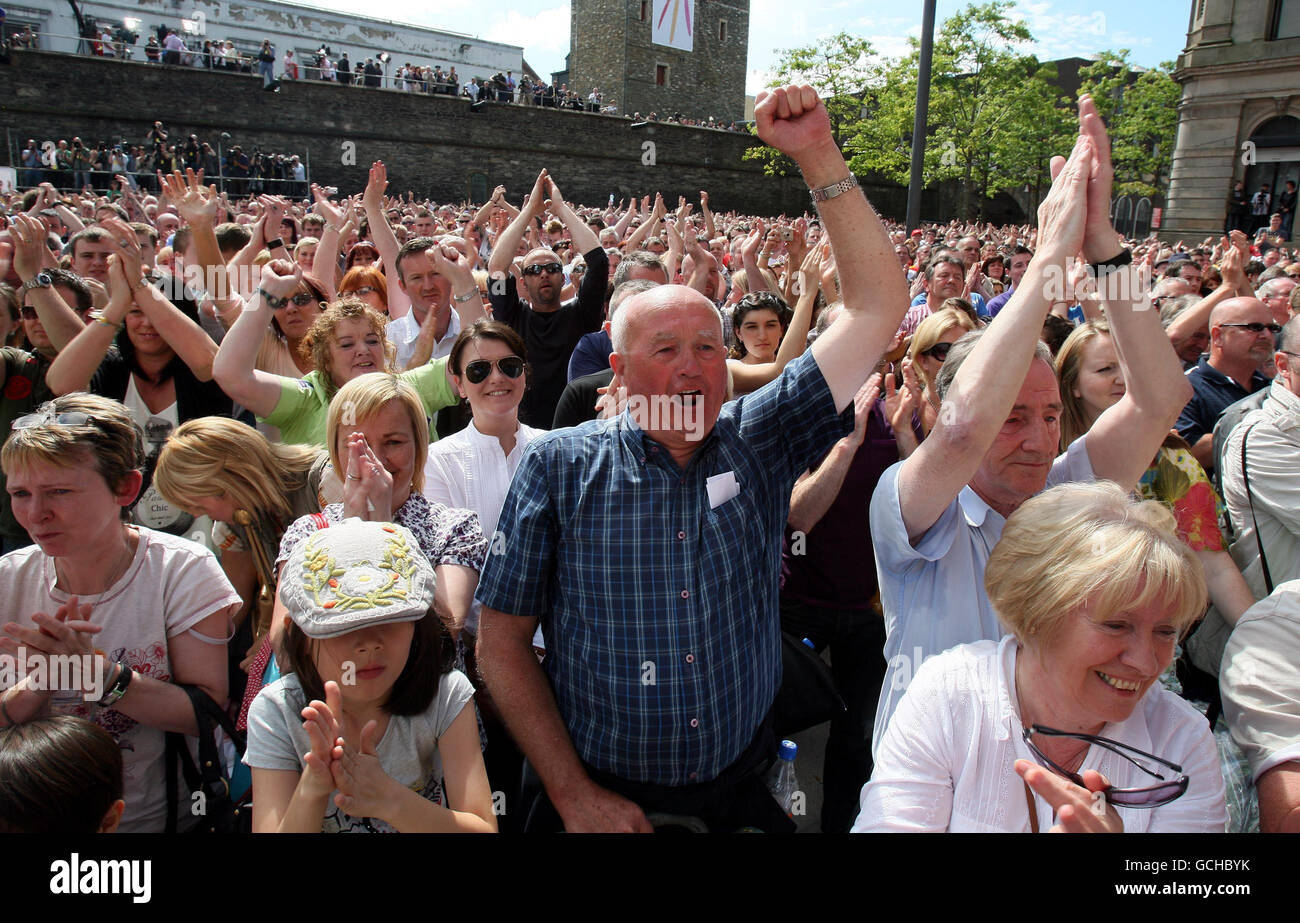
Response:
[781,228,793,242]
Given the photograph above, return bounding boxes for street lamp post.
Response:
[906,0,937,233]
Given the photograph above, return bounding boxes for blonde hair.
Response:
[985,481,1207,646]
[155,418,321,522]
[1,394,144,513]
[301,298,396,395]
[1054,319,1111,451]
[293,236,320,260]
[908,308,980,389]
[326,374,429,492]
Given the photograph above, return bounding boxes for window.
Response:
[1269,0,1300,39]
[640,0,648,22]
[719,20,727,42]
[655,63,668,87]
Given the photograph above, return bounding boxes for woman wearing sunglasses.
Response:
[905,307,981,437]
[423,321,539,627]
[855,481,1227,832]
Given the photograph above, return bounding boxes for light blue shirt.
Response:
[386,306,460,371]
[869,437,1094,757]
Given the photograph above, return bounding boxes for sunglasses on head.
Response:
[463,356,525,384]
[12,407,97,431]
[1022,724,1188,809]
[522,262,562,276]
[922,341,954,361]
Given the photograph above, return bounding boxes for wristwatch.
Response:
[258,287,289,309]
[97,662,133,708]
[1090,249,1132,277]
[20,270,52,294]
[264,237,284,251]
[809,175,860,204]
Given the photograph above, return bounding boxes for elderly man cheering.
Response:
[868,98,1194,756]
[475,85,908,833]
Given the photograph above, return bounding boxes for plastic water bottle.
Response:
[768,739,799,816]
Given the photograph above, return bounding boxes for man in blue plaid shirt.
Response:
[476,84,910,832]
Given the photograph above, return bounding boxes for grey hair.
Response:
[1258,276,1293,300]
[608,279,659,322]
[1281,315,1300,355]
[610,289,723,355]
[612,249,669,289]
[934,328,1054,402]
[1159,293,1201,330]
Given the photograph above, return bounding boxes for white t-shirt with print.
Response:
[243,669,475,832]
[0,528,241,832]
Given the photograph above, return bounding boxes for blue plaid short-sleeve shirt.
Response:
[476,350,853,786]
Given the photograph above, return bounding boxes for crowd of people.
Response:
[8,21,746,129]
[18,123,308,197]
[1,82,1300,836]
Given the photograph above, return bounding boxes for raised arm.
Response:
[729,244,821,394]
[489,170,549,277]
[891,118,1090,540]
[621,193,664,254]
[212,259,301,417]
[46,256,132,395]
[612,197,636,243]
[10,214,83,351]
[160,170,244,326]
[700,190,716,241]
[1075,98,1193,490]
[756,84,907,411]
[548,177,599,257]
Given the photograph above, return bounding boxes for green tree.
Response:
[1078,51,1180,197]
[743,31,876,176]
[849,1,1071,219]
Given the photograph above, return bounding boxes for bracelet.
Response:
[264,237,284,251]
[258,287,289,309]
[453,289,477,303]
[809,175,860,204]
[91,311,124,331]
[97,662,133,708]
[1090,249,1132,277]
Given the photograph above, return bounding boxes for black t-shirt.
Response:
[488,246,609,428]
[553,367,613,429]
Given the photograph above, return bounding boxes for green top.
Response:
[260,360,457,447]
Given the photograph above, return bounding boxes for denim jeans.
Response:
[779,597,887,833]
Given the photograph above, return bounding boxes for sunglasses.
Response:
[1022,724,1188,809]
[522,262,562,276]
[285,291,318,307]
[12,408,97,431]
[463,356,524,384]
[1220,322,1282,335]
[922,341,954,361]
[348,286,378,297]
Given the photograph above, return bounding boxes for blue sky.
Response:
[294,0,1191,95]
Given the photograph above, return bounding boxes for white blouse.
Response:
[422,419,543,639]
[422,420,543,542]
[853,635,1228,833]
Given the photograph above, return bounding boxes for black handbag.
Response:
[165,685,251,833]
[772,632,845,738]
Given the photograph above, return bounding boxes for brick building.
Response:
[563,0,749,122]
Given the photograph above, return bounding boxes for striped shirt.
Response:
[476,350,852,785]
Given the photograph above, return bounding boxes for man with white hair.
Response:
[476,85,908,832]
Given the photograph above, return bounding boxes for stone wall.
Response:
[1,49,820,215]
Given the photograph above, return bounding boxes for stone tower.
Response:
[567,0,750,122]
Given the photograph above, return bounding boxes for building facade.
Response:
[1,0,522,87]
[566,0,749,122]
[1162,0,1300,238]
